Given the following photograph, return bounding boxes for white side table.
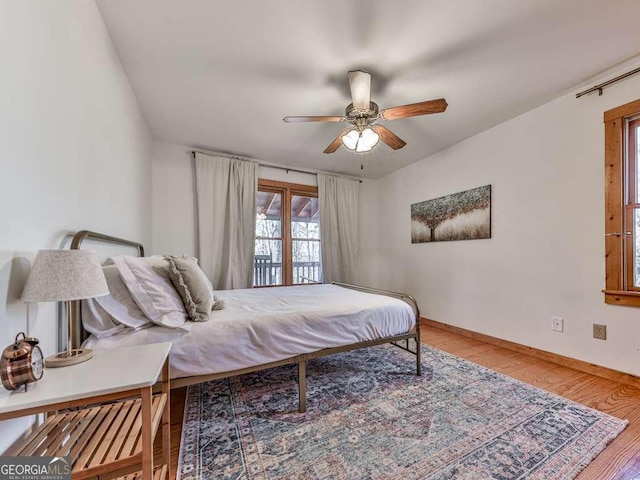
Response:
[0,342,171,480]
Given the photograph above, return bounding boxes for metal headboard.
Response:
[68,230,145,349]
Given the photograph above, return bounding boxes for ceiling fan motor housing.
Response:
[346,101,379,121]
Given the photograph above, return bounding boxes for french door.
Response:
[254,179,321,286]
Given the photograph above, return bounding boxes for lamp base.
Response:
[45,348,93,368]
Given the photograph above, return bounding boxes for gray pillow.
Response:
[165,255,215,322]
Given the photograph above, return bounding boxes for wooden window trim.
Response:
[604,99,640,306]
[256,179,319,287]
[604,98,640,123]
[259,179,318,196]
[255,186,284,271]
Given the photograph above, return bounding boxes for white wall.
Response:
[0,1,152,451]
[151,142,198,256]
[365,63,640,376]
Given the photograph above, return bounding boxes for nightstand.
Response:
[0,342,171,480]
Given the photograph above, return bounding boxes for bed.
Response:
[69,230,422,413]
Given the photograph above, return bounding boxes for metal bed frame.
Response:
[68,230,422,413]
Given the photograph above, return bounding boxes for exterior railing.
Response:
[293,262,321,284]
[253,260,321,286]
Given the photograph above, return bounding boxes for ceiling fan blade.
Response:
[323,128,352,154]
[348,70,371,110]
[371,125,406,150]
[379,98,448,120]
[283,116,345,123]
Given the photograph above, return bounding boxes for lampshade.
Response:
[21,250,109,302]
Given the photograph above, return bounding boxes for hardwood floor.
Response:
[164,324,640,479]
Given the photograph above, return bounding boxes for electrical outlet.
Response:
[552,317,564,332]
[593,323,607,340]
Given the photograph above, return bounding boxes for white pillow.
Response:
[95,265,152,330]
[81,298,127,338]
[111,256,188,329]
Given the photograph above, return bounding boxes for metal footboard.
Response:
[331,281,422,376]
[331,281,420,320]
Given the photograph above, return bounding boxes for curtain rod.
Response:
[576,66,640,98]
[190,150,362,183]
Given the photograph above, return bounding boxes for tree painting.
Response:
[411,185,491,243]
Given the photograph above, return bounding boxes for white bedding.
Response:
[84,284,416,379]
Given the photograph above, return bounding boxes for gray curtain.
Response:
[318,173,360,284]
[195,153,258,289]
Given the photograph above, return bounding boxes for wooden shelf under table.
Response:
[8,394,168,480]
[117,464,168,480]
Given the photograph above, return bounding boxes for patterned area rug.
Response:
[178,344,627,480]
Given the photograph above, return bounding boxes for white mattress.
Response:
[84,284,416,379]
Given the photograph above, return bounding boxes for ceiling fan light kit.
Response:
[342,127,380,153]
[283,70,448,154]
[342,130,359,150]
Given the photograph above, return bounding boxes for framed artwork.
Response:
[411,185,491,243]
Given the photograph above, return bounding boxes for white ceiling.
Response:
[97,0,640,179]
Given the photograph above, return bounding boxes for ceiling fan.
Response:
[283,70,448,154]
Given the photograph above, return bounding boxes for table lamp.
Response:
[21,250,109,367]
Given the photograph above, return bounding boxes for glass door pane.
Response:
[255,191,283,286]
[291,195,320,284]
[254,239,283,286]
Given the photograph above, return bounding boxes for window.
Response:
[604,98,640,306]
[254,179,321,286]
